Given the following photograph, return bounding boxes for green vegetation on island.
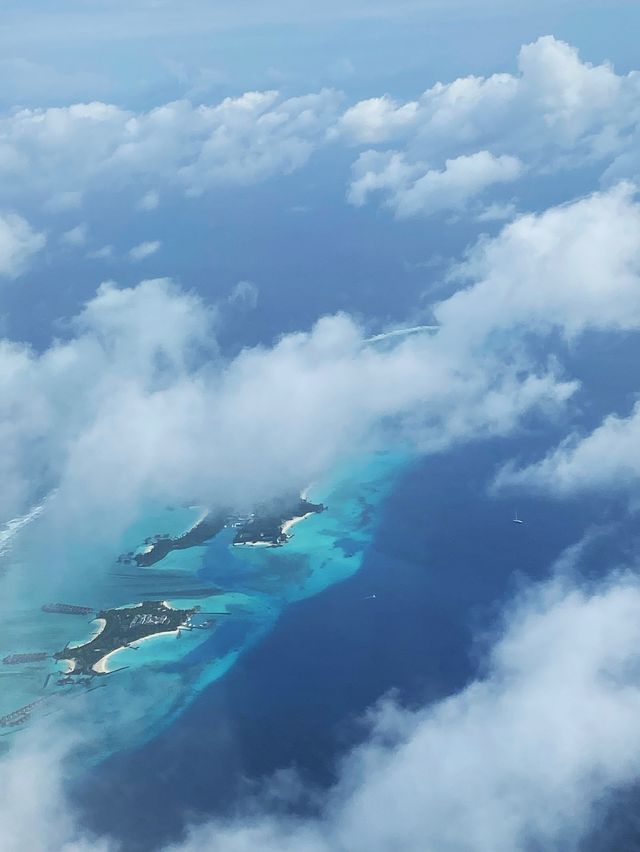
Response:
[119,513,227,568]
[55,601,198,675]
[232,498,325,546]
[118,496,326,566]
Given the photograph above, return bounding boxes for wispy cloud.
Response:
[128,240,161,262]
[0,212,45,278]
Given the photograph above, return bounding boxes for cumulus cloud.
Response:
[448,185,640,501]
[1,37,639,224]
[433,182,640,342]
[349,150,523,217]
[437,180,640,499]
[3,183,639,535]
[337,35,635,157]
[494,401,640,497]
[337,95,420,144]
[0,90,343,205]
[0,268,573,543]
[1,184,639,570]
[340,36,640,217]
[0,212,45,278]
[128,239,161,261]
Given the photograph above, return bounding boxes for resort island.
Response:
[55,601,198,675]
[119,496,326,566]
[232,497,325,546]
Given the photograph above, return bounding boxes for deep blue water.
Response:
[74,433,622,851]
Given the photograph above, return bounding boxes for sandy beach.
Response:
[233,507,317,546]
[177,506,210,540]
[92,628,181,674]
[67,617,106,650]
[281,511,315,537]
[135,506,209,557]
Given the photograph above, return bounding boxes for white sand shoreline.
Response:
[63,602,186,674]
[176,506,210,541]
[136,505,209,557]
[93,628,181,674]
[67,617,106,650]
[233,506,317,547]
[281,511,315,536]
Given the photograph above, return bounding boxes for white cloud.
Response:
[128,239,161,261]
[0,90,343,205]
[60,223,87,247]
[438,184,640,502]
[338,35,636,158]
[0,270,574,539]
[4,183,639,532]
[0,212,45,278]
[434,182,640,343]
[0,37,638,226]
[336,95,419,144]
[349,150,523,217]
[341,36,640,217]
[137,189,160,211]
[2,180,638,544]
[179,90,341,192]
[475,200,517,222]
[494,400,640,497]
[2,184,639,562]
[0,36,633,226]
[87,244,114,261]
[228,279,259,309]
[347,150,419,206]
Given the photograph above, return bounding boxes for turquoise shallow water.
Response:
[0,450,408,757]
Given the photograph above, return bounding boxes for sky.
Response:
[3,1,640,850]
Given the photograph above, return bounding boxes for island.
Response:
[232,497,325,546]
[55,601,198,675]
[119,512,227,568]
[118,496,326,565]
